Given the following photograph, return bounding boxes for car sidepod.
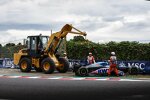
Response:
[90,68,125,76]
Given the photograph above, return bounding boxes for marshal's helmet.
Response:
[111,52,115,55]
[89,52,92,55]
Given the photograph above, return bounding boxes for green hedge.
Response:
[0,38,150,61]
[66,39,150,61]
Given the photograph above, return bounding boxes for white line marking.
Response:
[7,76,21,78]
[47,77,63,79]
[119,79,145,81]
[96,79,108,81]
[70,78,86,80]
[27,77,40,79]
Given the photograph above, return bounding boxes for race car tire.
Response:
[56,57,69,73]
[78,67,88,76]
[129,67,138,75]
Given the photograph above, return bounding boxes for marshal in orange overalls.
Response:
[108,53,118,76]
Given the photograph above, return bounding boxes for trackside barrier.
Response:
[117,61,150,69]
[68,59,150,69]
[0,58,150,70]
[0,58,14,68]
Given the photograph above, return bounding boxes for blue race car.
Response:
[73,62,125,76]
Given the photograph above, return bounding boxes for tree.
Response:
[5,43,15,47]
[73,36,85,42]
[17,42,22,46]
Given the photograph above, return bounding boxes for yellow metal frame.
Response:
[45,24,87,67]
[13,50,27,65]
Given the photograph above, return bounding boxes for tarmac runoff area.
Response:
[0,68,150,82]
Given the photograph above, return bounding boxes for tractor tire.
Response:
[78,67,89,76]
[56,57,69,73]
[19,58,32,72]
[41,58,55,74]
[34,67,42,72]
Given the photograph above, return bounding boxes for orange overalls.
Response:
[108,56,118,76]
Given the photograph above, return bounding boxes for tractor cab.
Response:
[27,35,49,57]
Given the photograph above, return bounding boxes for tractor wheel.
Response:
[78,67,88,76]
[41,58,55,74]
[34,67,42,72]
[19,58,32,72]
[56,57,69,73]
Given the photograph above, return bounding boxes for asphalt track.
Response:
[0,78,150,100]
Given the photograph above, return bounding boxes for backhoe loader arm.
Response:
[45,24,87,54]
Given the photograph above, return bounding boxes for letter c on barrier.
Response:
[139,63,145,70]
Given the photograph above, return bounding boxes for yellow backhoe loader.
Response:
[13,24,87,74]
